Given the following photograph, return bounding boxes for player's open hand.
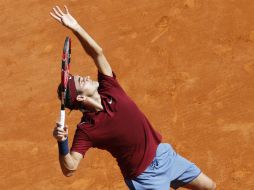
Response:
[53,123,68,142]
[50,5,79,31]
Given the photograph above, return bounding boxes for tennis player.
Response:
[51,5,216,190]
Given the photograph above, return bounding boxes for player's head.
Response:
[57,74,99,111]
[73,75,99,97]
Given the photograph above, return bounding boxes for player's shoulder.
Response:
[98,71,119,88]
[98,70,116,79]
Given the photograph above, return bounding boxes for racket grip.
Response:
[59,110,65,129]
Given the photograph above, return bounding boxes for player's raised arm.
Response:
[50,5,113,77]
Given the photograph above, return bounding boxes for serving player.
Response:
[50,5,216,190]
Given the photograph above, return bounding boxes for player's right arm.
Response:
[50,5,113,77]
[59,151,83,177]
[53,124,83,177]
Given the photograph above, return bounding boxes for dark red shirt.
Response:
[70,71,162,179]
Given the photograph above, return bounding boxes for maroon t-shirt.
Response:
[70,71,162,179]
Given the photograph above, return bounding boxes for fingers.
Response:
[53,125,68,141]
[56,5,65,15]
[56,122,68,130]
[54,126,66,134]
[50,12,62,22]
[50,6,63,24]
[64,5,69,14]
[56,122,63,128]
[54,133,67,141]
[56,131,67,136]
[64,126,69,131]
[52,7,63,18]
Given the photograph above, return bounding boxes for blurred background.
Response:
[0,0,254,189]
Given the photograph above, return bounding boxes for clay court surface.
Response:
[1,0,254,189]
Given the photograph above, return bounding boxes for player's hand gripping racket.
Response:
[59,36,71,129]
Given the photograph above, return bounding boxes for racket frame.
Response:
[59,36,71,129]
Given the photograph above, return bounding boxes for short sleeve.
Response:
[98,71,119,90]
[70,126,93,156]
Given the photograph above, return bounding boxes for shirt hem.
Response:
[123,142,160,180]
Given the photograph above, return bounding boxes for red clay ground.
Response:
[1,0,254,189]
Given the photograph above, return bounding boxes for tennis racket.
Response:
[59,36,71,129]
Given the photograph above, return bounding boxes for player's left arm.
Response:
[72,24,113,77]
[50,5,113,77]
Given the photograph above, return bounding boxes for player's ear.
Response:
[76,95,87,102]
[76,96,103,111]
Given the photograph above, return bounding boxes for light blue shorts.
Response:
[124,143,201,190]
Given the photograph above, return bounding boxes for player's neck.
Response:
[91,91,103,112]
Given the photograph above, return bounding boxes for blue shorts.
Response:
[124,143,201,190]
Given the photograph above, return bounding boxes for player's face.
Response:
[73,75,99,97]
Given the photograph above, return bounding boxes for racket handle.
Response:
[59,110,65,129]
